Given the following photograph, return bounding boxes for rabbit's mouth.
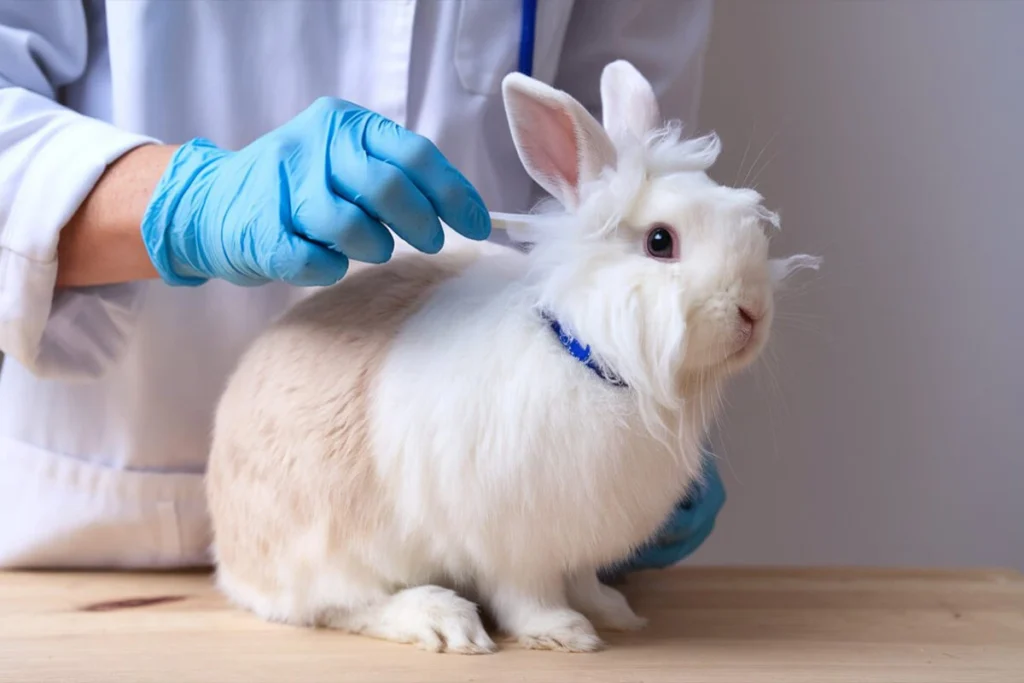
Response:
[726,311,770,368]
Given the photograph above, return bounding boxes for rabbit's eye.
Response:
[645,224,677,260]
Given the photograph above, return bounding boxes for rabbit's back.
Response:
[205,251,477,621]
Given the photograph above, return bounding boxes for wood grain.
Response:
[0,567,1021,682]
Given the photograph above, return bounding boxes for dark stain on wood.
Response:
[80,595,186,612]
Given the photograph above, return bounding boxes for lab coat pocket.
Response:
[453,0,523,95]
[0,437,210,569]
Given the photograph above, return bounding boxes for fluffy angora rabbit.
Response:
[205,60,820,654]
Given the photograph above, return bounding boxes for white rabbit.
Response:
[205,60,820,655]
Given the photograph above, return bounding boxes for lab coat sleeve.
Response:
[553,0,714,133]
[0,1,158,379]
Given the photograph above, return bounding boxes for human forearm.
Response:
[56,144,178,287]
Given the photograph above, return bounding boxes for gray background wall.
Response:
[688,1,1023,569]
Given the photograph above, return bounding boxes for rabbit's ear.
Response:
[600,60,661,143]
[502,72,616,209]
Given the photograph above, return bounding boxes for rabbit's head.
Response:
[502,61,819,415]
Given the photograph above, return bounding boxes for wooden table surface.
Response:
[0,567,1021,683]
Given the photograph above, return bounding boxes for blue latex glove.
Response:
[141,97,492,287]
[600,447,725,581]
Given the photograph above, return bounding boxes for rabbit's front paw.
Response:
[567,571,648,632]
[515,608,604,653]
[354,585,497,655]
[585,598,648,633]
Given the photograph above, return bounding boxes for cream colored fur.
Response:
[205,60,820,654]
[206,253,475,606]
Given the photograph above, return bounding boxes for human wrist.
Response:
[140,138,231,287]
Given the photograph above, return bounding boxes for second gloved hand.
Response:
[598,448,726,582]
[141,97,492,287]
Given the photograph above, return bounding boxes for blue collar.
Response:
[542,312,628,388]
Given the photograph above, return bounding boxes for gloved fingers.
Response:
[667,514,718,560]
[625,514,718,572]
[659,489,725,546]
[328,146,445,255]
[292,192,396,264]
[358,114,492,241]
[651,516,717,568]
[264,230,351,286]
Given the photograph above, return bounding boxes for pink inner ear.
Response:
[515,96,580,197]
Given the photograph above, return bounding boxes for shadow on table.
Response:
[601,570,942,647]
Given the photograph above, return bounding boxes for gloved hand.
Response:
[600,447,725,582]
[141,97,492,287]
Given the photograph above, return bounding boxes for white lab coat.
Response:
[0,0,712,569]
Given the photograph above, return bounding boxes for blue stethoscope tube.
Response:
[518,0,537,77]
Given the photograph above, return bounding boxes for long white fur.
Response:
[205,60,820,655]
